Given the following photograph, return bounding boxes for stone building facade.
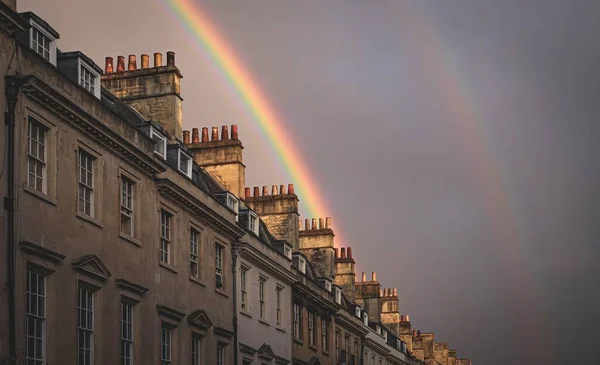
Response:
[1,2,472,365]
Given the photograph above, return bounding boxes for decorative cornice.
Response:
[115,278,149,296]
[275,355,291,365]
[365,336,391,354]
[19,75,165,176]
[213,326,234,339]
[157,305,185,322]
[0,1,29,36]
[293,283,338,314]
[258,343,276,360]
[239,343,258,355]
[19,241,66,264]
[72,254,111,281]
[155,178,245,240]
[335,312,369,336]
[237,243,297,284]
[187,309,213,330]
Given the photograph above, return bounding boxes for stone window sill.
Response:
[189,275,205,287]
[215,288,229,298]
[159,261,178,274]
[258,318,270,327]
[276,326,286,333]
[119,232,141,247]
[322,350,330,357]
[294,338,304,346]
[76,211,103,228]
[23,185,57,206]
[240,310,252,319]
[309,344,318,352]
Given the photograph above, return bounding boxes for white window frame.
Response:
[284,246,292,259]
[240,267,248,311]
[190,228,200,278]
[178,149,192,178]
[215,243,224,289]
[77,149,95,217]
[308,311,315,346]
[298,257,306,274]
[27,117,48,193]
[160,209,172,265]
[26,269,45,365]
[248,211,259,235]
[217,345,225,365]
[276,286,282,326]
[259,277,267,320]
[226,194,239,221]
[363,312,369,326]
[29,18,56,65]
[120,175,135,237]
[321,318,328,351]
[121,301,134,365]
[78,287,94,365]
[293,303,301,340]
[161,326,172,364]
[355,306,361,318]
[335,287,342,304]
[325,280,332,292]
[78,59,101,98]
[150,127,167,159]
[191,337,201,365]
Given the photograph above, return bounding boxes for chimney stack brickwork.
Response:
[355,270,382,322]
[299,217,336,280]
[102,51,183,141]
[183,125,245,198]
[334,246,356,302]
[245,184,299,249]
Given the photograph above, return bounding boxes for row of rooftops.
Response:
[4,8,469,364]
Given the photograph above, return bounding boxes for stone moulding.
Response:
[237,243,297,284]
[155,178,245,240]
[72,254,112,281]
[0,1,30,36]
[19,75,165,177]
[115,278,149,296]
[157,305,186,322]
[187,309,213,330]
[19,240,66,264]
[213,326,234,339]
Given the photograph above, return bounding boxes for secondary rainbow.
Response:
[162,0,345,244]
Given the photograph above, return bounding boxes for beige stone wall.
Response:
[355,281,381,322]
[334,260,356,302]
[434,342,449,365]
[4,40,238,365]
[299,228,335,279]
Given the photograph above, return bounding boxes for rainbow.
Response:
[397,0,549,350]
[162,0,345,245]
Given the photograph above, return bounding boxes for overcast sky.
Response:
[18,0,600,364]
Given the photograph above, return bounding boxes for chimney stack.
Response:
[393,288,397,297]
[192,128,200,144]
[280,184,285,195]
[311,218,317,230]
[201,127,209,143]
[245,187,251,199]
[221,125,229,140]
[341,247,346,258]
[347,247,353,259]
[288,184,294,194]
[372,271,377,282]
[271,185,278,195]
[166,51,175,66]
[253,187,260,197]
[262,186,268,196]
[305,219,310,231]
[335,248,339,258]
[116,56,125,72]
[299,219,303,230]
[141,54,149,69]
[211,127,218,141]
[154,52,162,67]
[128,55,137,71]
[362,272,367,281]
[231,124,239,139]
[325,217,332,229]
[319,218,324,229]
[183,130,190,144]
[105,57,113,74]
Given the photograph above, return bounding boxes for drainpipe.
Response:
[5,75,24,365]
[231,240,240,365]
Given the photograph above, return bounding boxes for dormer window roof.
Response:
[20,12,59,65]
[298,257,306,274]
[57,51,102,99]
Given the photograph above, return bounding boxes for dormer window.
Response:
[284,245,292,260]
[248,211,259,235]
[178,149,192,178]
[376,325,381,335]
[298,257,306,274]
[150,127,167,158]
[30,22,56,64]
[363,312,369,326]
[324,280,332,292]
[226,194,239,221]
[355,306,361,318]
[79,63,100,98]
[383,331,388,341]
[334,287,341,304]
